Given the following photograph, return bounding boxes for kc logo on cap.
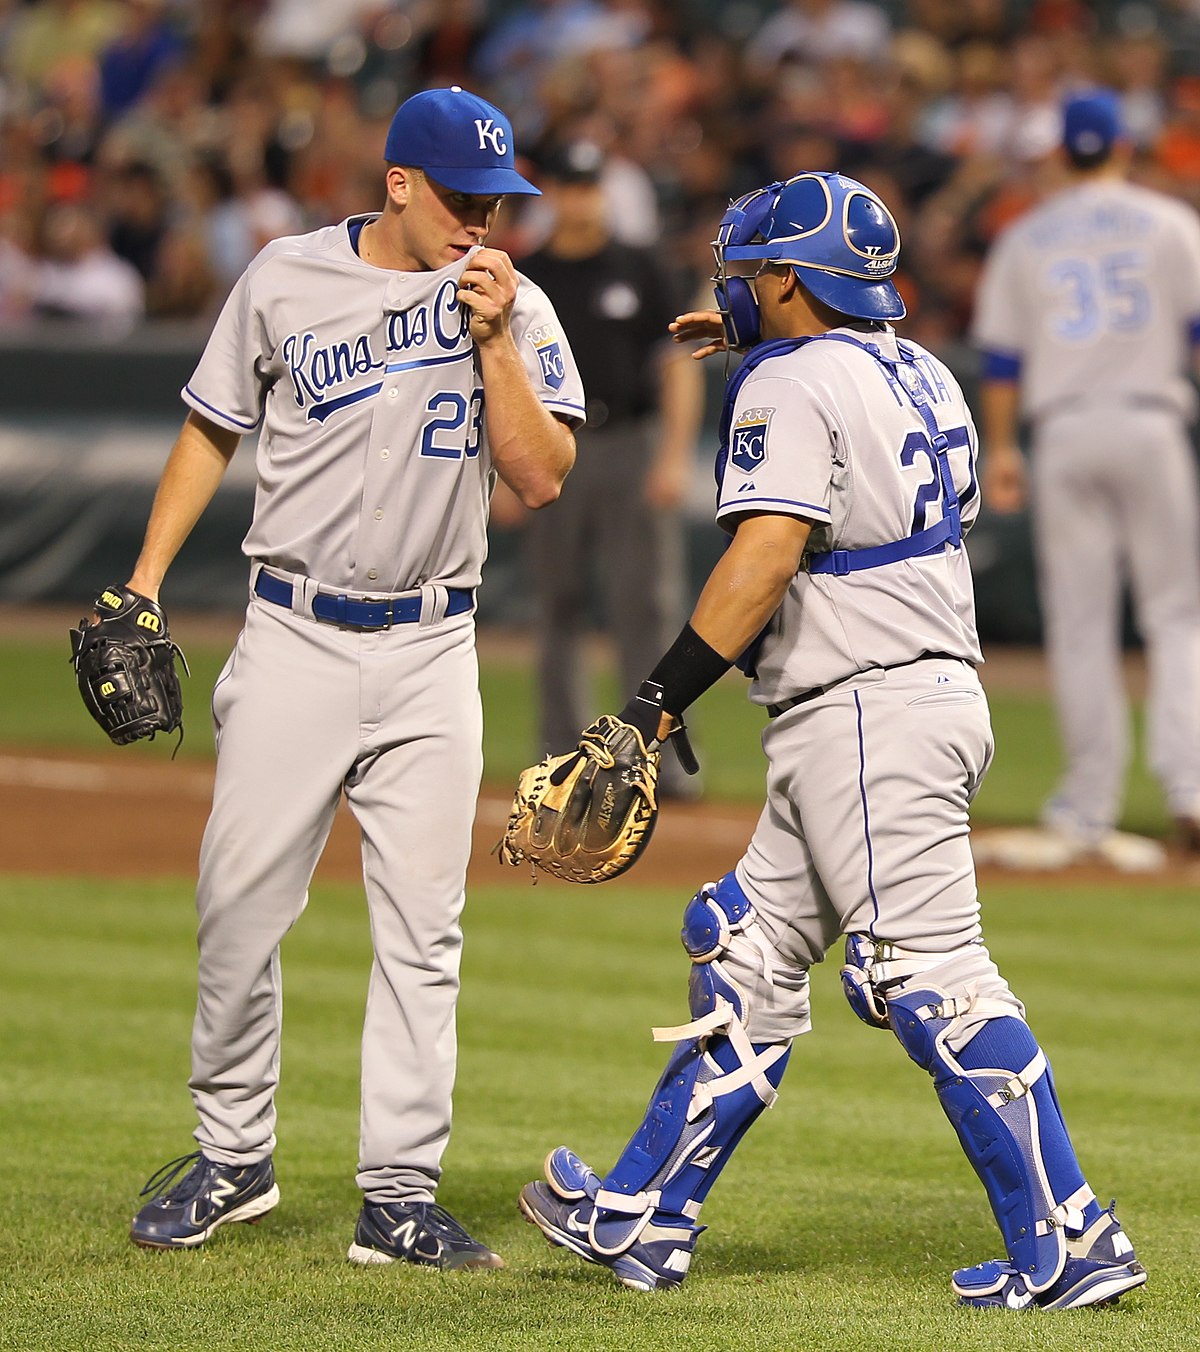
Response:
[384,86,540,197]
[475,119,506,155]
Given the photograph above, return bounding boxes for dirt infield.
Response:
[8,740,1197,891]
[2,744,759,889]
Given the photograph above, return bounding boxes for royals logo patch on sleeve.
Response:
[527,323,565,390]
[731,407,773,474]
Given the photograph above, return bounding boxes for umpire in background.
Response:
[510,140,705,797]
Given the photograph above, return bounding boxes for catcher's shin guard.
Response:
[587,875,791,1263]
[887,987,1100,1294]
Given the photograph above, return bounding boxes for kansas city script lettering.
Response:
[283,279,469,411]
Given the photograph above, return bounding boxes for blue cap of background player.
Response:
[1061,89,1124,160]
[384,86,541,197]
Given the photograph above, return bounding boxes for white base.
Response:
[973,827,1167,873]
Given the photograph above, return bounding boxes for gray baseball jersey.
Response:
[973,179,1200,836]
[185,216,584,590]
[973,179,1200,421]
[717,328,983,705]
[182,215,583,1202]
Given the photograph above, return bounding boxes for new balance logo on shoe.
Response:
[131,1152,279,1249]
[209,1176,239,1210]
[348,1201,503,1271]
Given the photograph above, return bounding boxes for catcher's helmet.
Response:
[712,172,904,348]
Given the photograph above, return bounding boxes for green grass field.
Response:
[1,629,1194,1350]
[1,877,1196,1351]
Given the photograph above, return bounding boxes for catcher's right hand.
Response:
[69,584,187,746]
[498,714,662,884]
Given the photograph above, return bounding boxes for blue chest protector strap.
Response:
[715,334,964,577]
[804,334,962,574]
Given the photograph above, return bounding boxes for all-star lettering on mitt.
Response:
[69,585,187,746]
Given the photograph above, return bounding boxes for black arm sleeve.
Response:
[617,623,733,743]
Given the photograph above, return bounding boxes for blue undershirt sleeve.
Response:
[980,349,1022,381]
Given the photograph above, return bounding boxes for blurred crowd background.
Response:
[5,0,1200,347]
[3,0,1200,630]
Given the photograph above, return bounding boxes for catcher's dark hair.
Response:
[790,271,886,330]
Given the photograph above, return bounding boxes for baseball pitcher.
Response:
[114,87,583,1267]
[515,172,1146,1310]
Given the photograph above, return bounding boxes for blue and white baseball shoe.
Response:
[953,1205,1146,1310]
[518,1147,701,1291]
[348,1201,504,1270]
[130,1151,279,1249]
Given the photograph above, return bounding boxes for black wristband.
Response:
[645,623,733,716]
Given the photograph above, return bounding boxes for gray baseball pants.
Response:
[725,658,1002,1041]
[189,579,482,1203]
[1031,403,1200,836]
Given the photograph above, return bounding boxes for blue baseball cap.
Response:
[384,86,540,197]
[1062,90,1123,158]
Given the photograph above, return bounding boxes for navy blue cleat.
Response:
[131,1151,279,1249]
[954,1204,1147,1310]
[347,1201,504,1270]
[518,1147,701,1291]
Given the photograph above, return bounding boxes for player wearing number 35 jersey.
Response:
[123,87,583,1266]
[973,89,1200,859]
[519,171,1145,1311]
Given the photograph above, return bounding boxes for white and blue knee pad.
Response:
[587,875,791,1259]
[840,932,892,1027]
[841,933,1098,1293]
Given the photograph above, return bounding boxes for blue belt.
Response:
[254,571,474,629]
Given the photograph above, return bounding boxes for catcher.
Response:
[506,172,1145,1310]
[70,585,186,747]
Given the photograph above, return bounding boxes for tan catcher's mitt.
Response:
[499,714,661,884]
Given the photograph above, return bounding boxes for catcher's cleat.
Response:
[347,1200,504,1271]
[953,1205,1146,1310]
[130,1151,279,1249]
[519,1149,701,1292]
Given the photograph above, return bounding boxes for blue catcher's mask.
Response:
[712,172,905,349]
